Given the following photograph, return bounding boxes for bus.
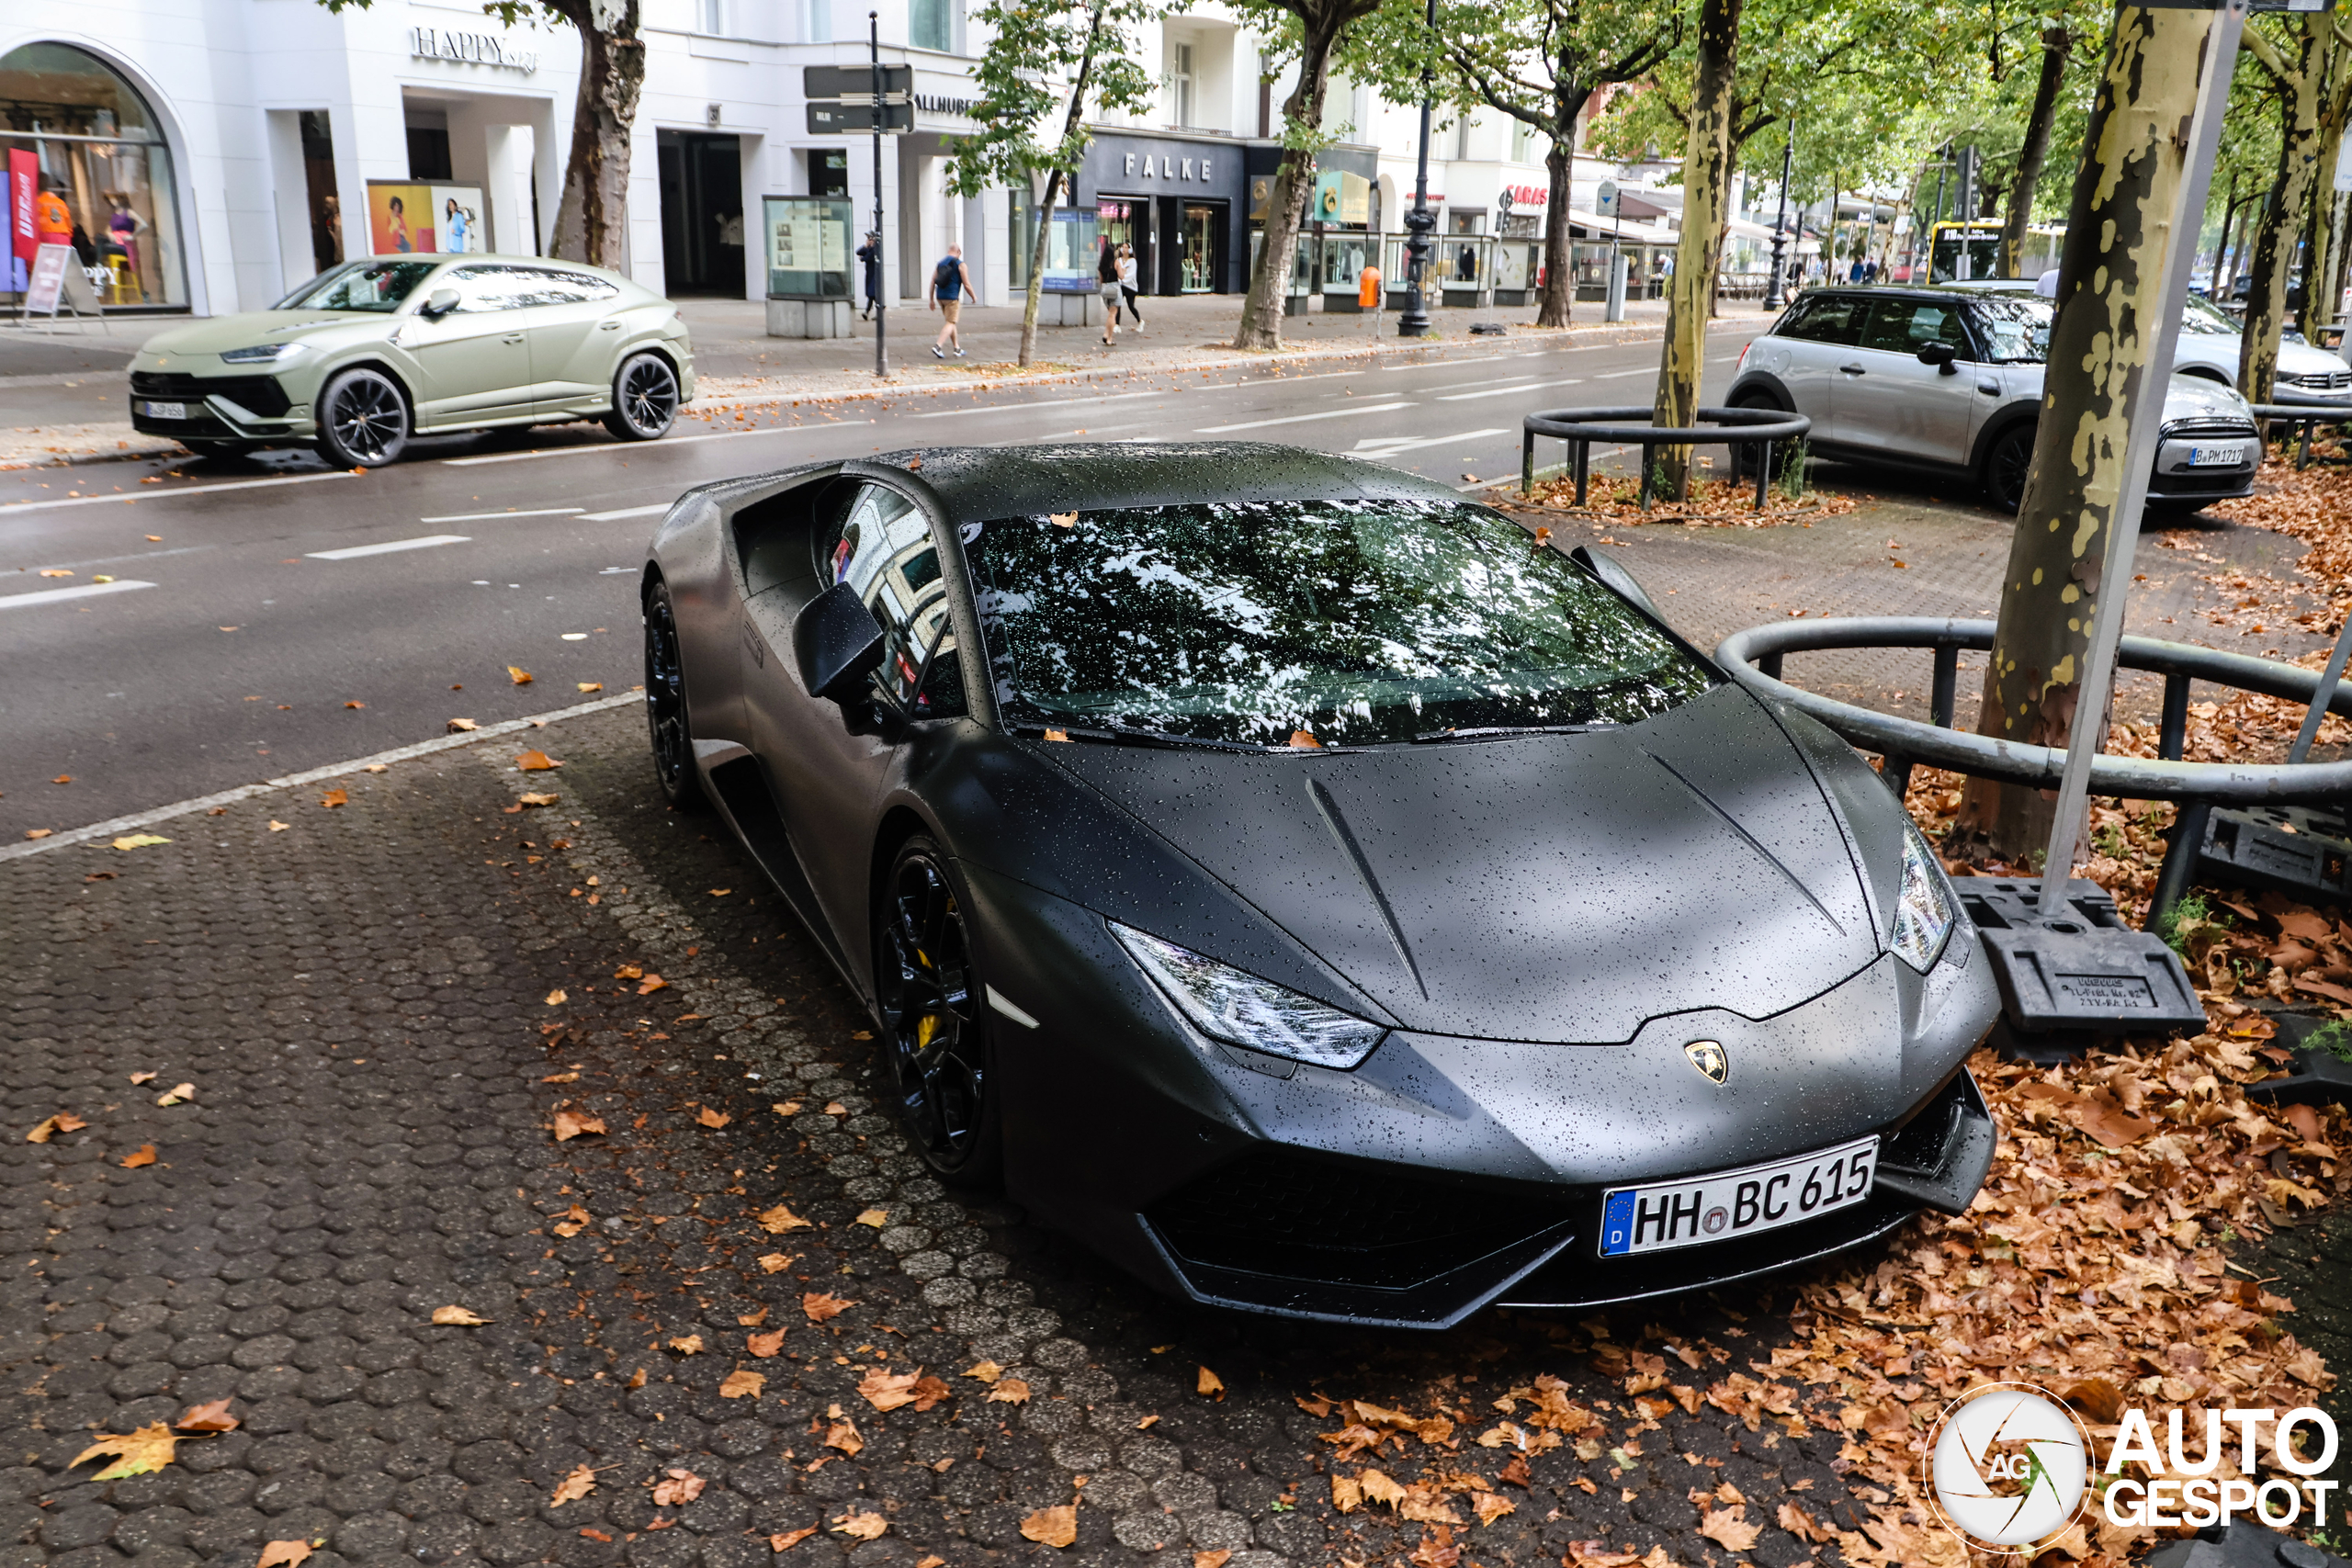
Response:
[1928,220,2064,283]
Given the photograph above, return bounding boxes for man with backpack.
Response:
[929,243,975,359]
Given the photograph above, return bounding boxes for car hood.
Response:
[2276,335,2351,379]
[135,311,371,366]
[1035,684,1885,1043]
[2161,371,2255,425]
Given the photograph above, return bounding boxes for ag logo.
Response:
[1682,1040,1727,1084]
[1925,1384,2090,1551]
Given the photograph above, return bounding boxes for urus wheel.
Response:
[877,837,1001,1183]
[1981,423,2036,514]
[642,581,704,809]
[605,353,679,442]
[313,368,410,467]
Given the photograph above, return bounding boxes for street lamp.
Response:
[1398,0,1439,337]
[1762,123,1793,310]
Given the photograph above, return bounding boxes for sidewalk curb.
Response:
[0,691,644,862]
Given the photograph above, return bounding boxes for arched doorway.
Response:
[1,41,187,307]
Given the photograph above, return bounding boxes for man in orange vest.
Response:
[33,177,72,252]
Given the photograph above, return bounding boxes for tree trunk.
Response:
[1234,17,1344,352]
[1999,27,2069,280]
[1946,6,2218,865]
[2240,13,2335,403]
[2211,187,2242,296]
[547,0,645,269]
[1534,96,1587,329]
[1019,171,1063,368]
[1650,0,1741,498]
[2311,186,2346,335]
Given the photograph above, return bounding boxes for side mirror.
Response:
[1917,342,1960,374]
[1569,544,1669,624]
[793,581,886,706]
[419,288,460,320]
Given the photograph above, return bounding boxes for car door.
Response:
[398,264,535,425]
[515,266,627,417]
[1759,293,1869,444]
[746,479,966,955]
[1829,297,1977,465]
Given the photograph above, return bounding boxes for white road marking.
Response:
[306,534,471,561]
[444,422,873,465]
[0,470,360,513]
[1194,401,1416,433]
[0,692,646,863]
[1350,430,1508,461]
[909,389,1170,418]
[1436,378,1587,401]
[1414,373,1542,394]
[420,507,585,523]
[1592,367,1655,379]
[0,579,156,611]
[579,503,673,521]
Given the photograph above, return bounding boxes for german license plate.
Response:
[2188,445,2242,467]
[1599,1136,1877,1257]
[141,400,186,421]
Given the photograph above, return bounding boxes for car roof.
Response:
[877,441,1472,522]
[1798,283,2022,303]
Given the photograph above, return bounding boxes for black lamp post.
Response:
[869,10,888,378]
[1762,123,1793,310]
[1398,0,1439,337]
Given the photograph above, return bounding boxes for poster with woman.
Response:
[432,186,485,253]
[364,183,485,254]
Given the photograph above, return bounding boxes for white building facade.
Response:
[3,0,1645,321]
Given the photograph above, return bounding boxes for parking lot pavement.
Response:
[5,702,1904,1568]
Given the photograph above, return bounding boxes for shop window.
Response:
[0,41,187,307]
[811,149,849,197]
[406,125,453,182]
[910,0,952,52]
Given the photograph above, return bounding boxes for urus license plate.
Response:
[141,400,187,421]
[1600,1136,1878,1257]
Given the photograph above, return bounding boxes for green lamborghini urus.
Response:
[127,255,695,466]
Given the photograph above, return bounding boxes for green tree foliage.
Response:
[1346,0,1680,327]
[942,0,1159,366]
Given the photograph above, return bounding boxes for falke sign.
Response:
[409,28,541,73]
[1121,152,1216,184]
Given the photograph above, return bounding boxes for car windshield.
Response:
[273,261,441,312]
[1964,294,2052,363]
[2180,294,2243,337]
[964,498,1714,747]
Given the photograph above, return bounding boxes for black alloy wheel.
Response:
[878,838,1001,1183]
[642,581,704,809]
[1981,423,2037,514]
[605,353,680,442]
[1729,394,1790,481]
[314,368,410,467]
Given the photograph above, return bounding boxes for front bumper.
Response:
[963,863,2002,1328]
[2148,430,2260,504]
[128,373,310,445]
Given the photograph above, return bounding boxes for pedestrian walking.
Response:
[856,232,882,321]
[929,243,974,359]
[1117,244,1146,332]
[1098,239,1123,346]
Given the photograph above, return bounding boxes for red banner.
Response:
[7,150,36,288]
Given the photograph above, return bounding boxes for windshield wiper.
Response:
[1022,723,1272,754]
[1410,723,1615,743]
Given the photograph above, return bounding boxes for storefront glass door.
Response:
[1180,203,1219,292]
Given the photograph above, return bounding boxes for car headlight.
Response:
[220,342,309,363]
[1109,922,1386,1069]
[1891,818,1960,972]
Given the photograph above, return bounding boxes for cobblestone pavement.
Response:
[5,701,1931,1568]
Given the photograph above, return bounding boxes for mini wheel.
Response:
[1980,423,2036,514]
[605,353,679,442]
[313,368,410,467]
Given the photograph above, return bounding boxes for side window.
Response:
[442,265,541,312]
[818,484,965,716]
[1857,299,1969,356]
[521,268,622,306]
[1778,296,1866,346]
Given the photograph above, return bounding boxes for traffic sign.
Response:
[808,100,912,135]
[1597,180,1618,216]
[805,64,912,102]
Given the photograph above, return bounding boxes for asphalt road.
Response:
[0,321,1759,840]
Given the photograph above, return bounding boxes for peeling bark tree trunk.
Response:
[1534,98,1587,328]
[1947,7,2218,865]
[1017,9,1107,367]
[546,0,645,270]
[1650,0,1740,499]
[1233,16,1348,352]
[2000,28,2070,280]
[2241,14,2335,402]
[2211,187,2244,296]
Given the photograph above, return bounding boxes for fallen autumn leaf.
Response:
[431,1306,488,1325]
[1020,1505,1077,1548]
[71,1423,179,1480]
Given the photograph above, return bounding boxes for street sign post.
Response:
[804,63,912,135]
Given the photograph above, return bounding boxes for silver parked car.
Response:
[1945,279,2352,400]
[1728,286,2264,516]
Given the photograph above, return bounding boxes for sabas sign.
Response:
[409,28,541,73]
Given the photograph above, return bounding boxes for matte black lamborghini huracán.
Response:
[639,443,2000,1328]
